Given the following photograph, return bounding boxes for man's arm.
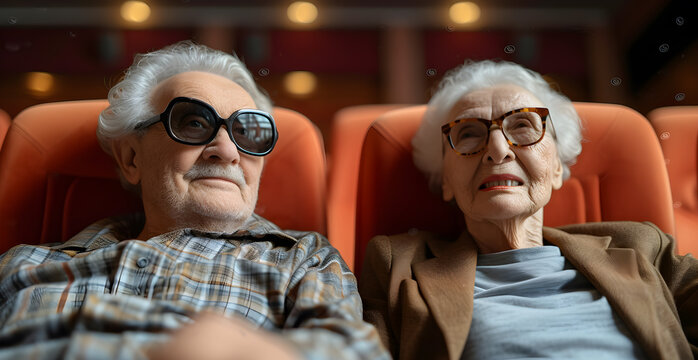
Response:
[148,313,302,360]
[0,332,168,360]
[279,234,390,360]
[0,292,187,360]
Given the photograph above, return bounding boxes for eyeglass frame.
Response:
[135,96,279,156]
[441,107,551,156]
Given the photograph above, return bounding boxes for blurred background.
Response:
[0,0,696,151]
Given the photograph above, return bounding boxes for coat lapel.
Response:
[542,227,671,359]
[412,232,478,360]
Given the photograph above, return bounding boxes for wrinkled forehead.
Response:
[150,71,257,117]
[447,84,545,122]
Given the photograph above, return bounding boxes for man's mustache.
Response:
[183,164,246,187]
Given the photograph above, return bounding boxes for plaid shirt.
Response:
[0,214,388,360]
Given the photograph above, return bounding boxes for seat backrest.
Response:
[327,104,407,269]
[648,106,698,255]
[0,108,10,150]
[0,100,326,252]
[354,103,676,273]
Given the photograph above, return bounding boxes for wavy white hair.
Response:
[97,40,272,155]
[412,60,583,193]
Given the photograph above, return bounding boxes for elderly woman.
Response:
[359,60,698,360]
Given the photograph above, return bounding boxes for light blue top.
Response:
[462,245,645,359]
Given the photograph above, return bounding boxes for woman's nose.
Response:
[482,129,516,164]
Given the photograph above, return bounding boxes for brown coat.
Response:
[359,221,698,360]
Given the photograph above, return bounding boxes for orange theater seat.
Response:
[327,104,407,269]
[649,106,698,256]
[354,103,676,274]
[0,100,326,252]
[0,108,10,149]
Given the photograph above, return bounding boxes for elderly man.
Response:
[0,41,388,360]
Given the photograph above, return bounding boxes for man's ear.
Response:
[552,156,564,190]
[110,135,142,186]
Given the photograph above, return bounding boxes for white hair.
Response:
[412,60,583,192]
[97,40,272,155]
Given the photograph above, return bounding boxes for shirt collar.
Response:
[55,213,142,251]
[181,213,299,244]
[60,212,298,252]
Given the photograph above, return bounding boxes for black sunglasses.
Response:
[136,97,278,156]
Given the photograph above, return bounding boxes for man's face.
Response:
[120,71,265,235]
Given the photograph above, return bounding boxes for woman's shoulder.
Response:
[365,230,456,270]
[367,230,451,254]
[554,221,672,256]
[556,220,665,238]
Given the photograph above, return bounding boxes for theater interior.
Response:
[0,0,696,269]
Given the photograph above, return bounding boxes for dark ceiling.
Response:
[0,0,633,29]
[0,0,627,7]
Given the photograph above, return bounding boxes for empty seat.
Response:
[649,106,698,255]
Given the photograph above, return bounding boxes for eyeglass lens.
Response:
[168,101,275,154]
[450,111,544,154]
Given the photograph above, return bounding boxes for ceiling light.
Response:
[283,71,317,96]
[449,2,480,24]
[121,1,151,23]
[25,72,55,96]
[287,2,318,24]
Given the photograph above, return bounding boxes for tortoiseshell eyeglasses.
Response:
[441,107,550,156]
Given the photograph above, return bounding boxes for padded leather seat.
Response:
[327,104,407,269]
[0,108,10,150]
[649,106,698,256]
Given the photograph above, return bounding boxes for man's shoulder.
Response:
[0,215,139,270]
[2,213,143,257]
[246,216,351,271]
[245,213,329,245]
[245,214,344,261]
[62,214,144,249]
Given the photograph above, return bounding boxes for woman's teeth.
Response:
[481,180,522,189]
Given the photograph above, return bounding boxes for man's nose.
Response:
[482,129,516,164]
[201,126,241,164]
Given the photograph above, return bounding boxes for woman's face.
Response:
[441,84,564,223]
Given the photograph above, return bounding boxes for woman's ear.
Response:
[110,135,142,186]
[442,176,455,202]
[552,156,564,190]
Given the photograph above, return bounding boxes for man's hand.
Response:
[149,313,303,360]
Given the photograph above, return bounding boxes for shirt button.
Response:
[136,257,150,268]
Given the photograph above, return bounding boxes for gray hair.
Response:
[97,40,272,155]
[412,60,583,192]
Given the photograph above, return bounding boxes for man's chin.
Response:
[189,201,254,222]
[179,192,257,228]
